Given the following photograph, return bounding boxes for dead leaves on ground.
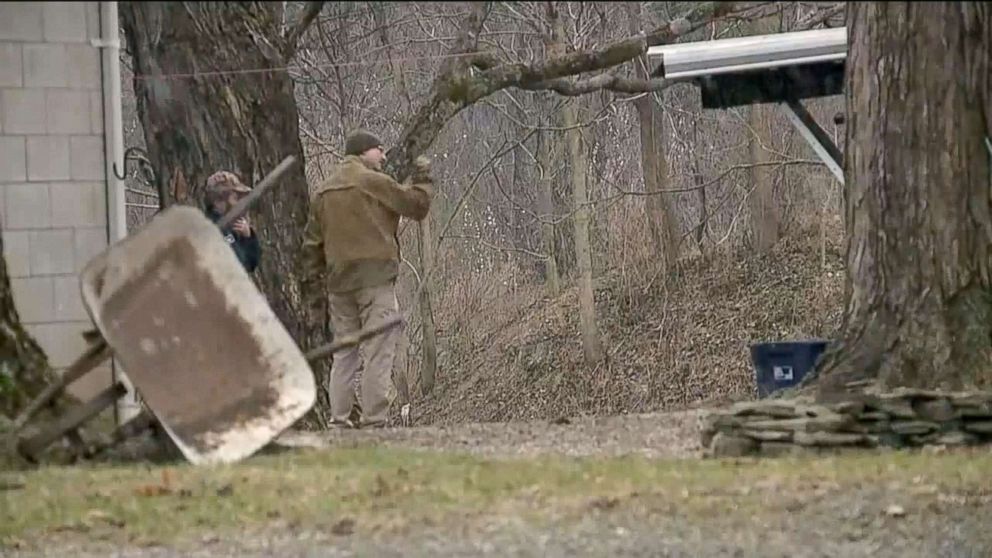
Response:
[330,517,356,536]
[133,468,176,497]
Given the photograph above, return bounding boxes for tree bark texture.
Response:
[563,99,605,364]
[119,2,333,425]
[815,2,992,397]
[0,231,56,418]
[417,214,438,396]
[747,16,780,254]
[747,102,779,253]
[537,108,562,296]
[629,3,681,271]
[119,2,327,348]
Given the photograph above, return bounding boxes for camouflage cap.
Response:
[205,170,251,198]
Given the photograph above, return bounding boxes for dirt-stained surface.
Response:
[97,234,284,455]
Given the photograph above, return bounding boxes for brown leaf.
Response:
[171,168,189,203]
[371,474,389,497]
[85,509,125,529]
[134,484,172,497]
[331,517,356,536]
[589,496,620,510]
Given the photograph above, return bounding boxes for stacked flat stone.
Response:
[701,389,992,458]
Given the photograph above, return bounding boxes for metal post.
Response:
[782,99,845,185]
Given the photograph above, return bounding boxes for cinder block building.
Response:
[1,2,136,419]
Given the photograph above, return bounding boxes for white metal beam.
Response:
[782,101,844,185]
[648,27,847,79]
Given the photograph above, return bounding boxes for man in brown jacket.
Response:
[301,129,434,428]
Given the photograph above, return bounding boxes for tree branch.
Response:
[643,2,738,46]
[796,3,845,30]
[283,1,326,59]
[387,2,736,186]
[385,2,492,181]
[522,74,691,96]
[465,1,735,102]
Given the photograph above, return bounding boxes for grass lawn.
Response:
[2,445,990,552]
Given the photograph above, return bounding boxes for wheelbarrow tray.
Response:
[78,205,316,465]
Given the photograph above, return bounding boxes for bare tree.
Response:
[815,2,992,397]
[746,15,781,253]
[118,2,328,359]
[536,96,562,296]
[628,2,681,271]
[0,231,56,417]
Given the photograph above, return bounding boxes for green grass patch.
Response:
[2,446,990,550]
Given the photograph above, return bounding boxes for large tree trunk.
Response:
[815,2,992,398]
[0,232,55,418]
[119,3,331,419]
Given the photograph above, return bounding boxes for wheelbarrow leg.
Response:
[12,340,112,432]
[82,409,157,459]
[17,382,127,462]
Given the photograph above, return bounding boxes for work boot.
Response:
[348,402,363,425]
[329,418,356,430]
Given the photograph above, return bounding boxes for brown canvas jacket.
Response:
[302,155,433,293]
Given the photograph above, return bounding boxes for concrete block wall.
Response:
[1,2,112,400]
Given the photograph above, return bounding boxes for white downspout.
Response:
[95,1,140,424]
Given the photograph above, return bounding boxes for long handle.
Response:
[217,156,298,230]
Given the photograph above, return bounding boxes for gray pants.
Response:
[327,282,402,427]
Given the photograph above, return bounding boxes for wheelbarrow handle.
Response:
[304,316,404,362]
[216,156,298,230]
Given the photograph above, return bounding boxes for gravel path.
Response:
[273,408,710,459]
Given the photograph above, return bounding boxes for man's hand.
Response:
[412,156,432,182]
[414,155,431,173]
[232,216,252,238]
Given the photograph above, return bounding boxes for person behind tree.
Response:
[301,129,434,429]
[203,170,262,273]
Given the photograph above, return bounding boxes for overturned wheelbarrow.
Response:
[77,204,316,465]
[11,157,401,465]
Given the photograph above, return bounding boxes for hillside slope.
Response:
[412,226,846,425]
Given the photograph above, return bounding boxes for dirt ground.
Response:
[276,407,712,459]
[29,504,992,558]
[7,408,992,558]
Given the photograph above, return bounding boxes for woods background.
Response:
[114,1,847,426]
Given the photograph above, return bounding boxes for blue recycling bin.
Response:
[749,340,830,398]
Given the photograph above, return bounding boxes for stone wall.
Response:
[701,388,992,457]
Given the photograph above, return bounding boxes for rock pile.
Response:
[701,388,992,457]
